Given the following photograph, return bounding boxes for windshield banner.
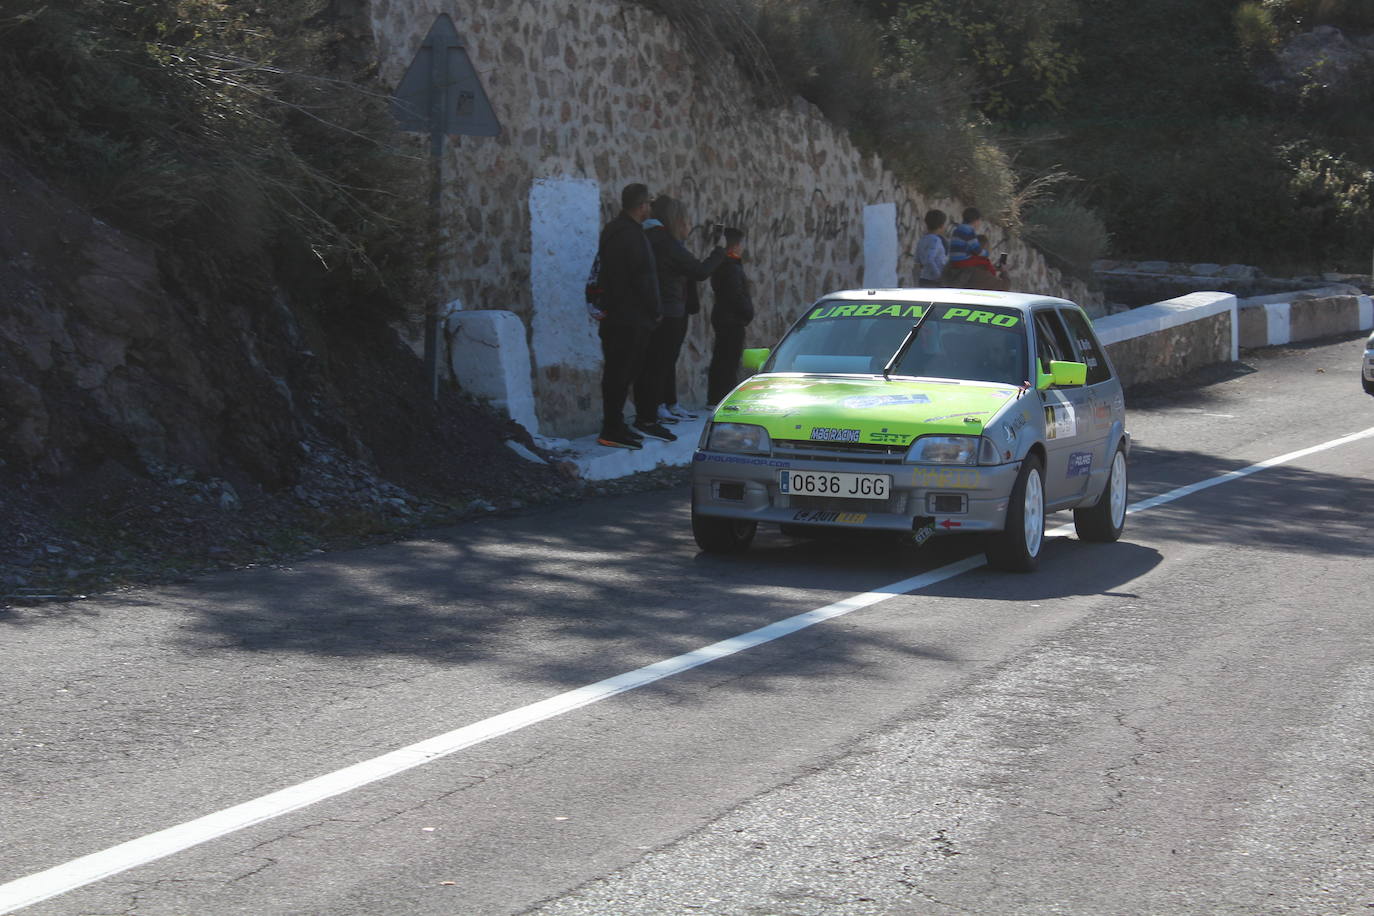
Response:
[806,302,1022,328]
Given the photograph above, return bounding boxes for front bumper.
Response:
[691,449,1021,534]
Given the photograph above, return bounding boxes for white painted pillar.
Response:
[862,202,898,289]
[1265,302,1292,346]
[529,177,602,374]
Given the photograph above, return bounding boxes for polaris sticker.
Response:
[809,427,862,442]
[1067,451,1093,477]
[1044,403,1077,440]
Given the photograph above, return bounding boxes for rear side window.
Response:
[1058,308,1113,385]
[1032,310,1074,375]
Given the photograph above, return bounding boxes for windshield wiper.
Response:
[881,304,935,380]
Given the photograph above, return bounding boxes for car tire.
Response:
[693,501,757,554]
[1073,446,1128,543]
[984,454,1045,573]
[1363,375,1374,395]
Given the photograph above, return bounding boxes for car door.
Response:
[1057,305,1124,503]
[1031,307,1093,507]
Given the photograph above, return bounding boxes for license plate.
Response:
[778,470,891,500]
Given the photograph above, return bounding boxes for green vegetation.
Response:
[0,0,429,319]
[643,0,1374,274]
[2,0,1369,285]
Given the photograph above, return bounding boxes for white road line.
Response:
[4,426,1374,915]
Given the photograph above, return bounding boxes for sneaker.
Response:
[597,428,643,450]
[668,404,698,421]
[656,404,680,424]
[632,420,677,442]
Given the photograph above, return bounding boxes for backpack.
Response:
[584,252,605,316]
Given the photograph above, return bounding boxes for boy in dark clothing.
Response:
[707,227,754,407]
[594,183,660,449]
[640,196,726,439]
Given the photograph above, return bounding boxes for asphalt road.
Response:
[3,335,1372,916]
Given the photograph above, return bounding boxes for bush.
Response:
[0,0,429,319]
[1021,201,1111,271]
[631,0,1021,212]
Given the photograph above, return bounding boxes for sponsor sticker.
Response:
[810,427,861,443]
[792,510,867,524]
[805,303,1022,328]
[1067,451,1093,477]
[935,307,1022,328]
[868,430,912,444]
[923,411,990,424]
[911,516,937,546]
[808,303,926,320]
[1044,403,1077,440]
[912,468,981,489]
[695,453,792,468]
[841,393,930,409]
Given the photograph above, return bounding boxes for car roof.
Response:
[818,288,1078,312]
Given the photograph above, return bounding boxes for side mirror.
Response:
[740,348,771,372]
[1050,360,1087,387]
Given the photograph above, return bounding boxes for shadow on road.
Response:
[2,434,1367,697]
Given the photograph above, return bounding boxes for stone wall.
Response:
[1104,313,1233,389]
[1238,294,1374,348]
[367,0,1098,437]
[1092,292,1238,389]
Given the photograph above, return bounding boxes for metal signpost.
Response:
[390,14,500,400]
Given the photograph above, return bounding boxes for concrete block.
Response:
[1238,304,1270,348]
[1266,302,1292,346]
[1289,295,1358,342]
[448,309,540,436]
[1094,291,1237,359]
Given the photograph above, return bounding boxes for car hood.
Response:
[714,374,1020,446]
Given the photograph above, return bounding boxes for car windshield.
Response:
[768,300,1029,385]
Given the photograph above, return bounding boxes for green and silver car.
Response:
[690,288,1130,571]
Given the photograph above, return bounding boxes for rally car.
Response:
[1362,329,1374,394]
[690,288,1130,571]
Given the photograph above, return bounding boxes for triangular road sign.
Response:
[391,14,500,137]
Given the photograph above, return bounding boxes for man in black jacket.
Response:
[707,227,754,406]
[593,183,660,449]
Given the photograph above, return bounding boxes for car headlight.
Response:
[906,435,1000,465]
[707,423,772,455]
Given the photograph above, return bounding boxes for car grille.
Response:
[771,439,908,465]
